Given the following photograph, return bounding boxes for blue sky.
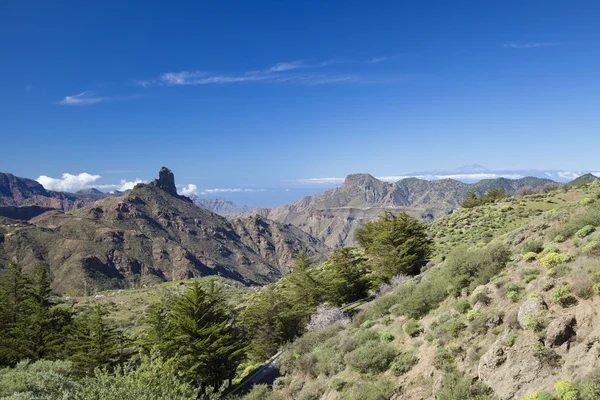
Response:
[1,1,599,207]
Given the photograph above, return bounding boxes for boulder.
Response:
[518,297,548,329]
[546,315,576,347]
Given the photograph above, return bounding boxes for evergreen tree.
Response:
[285,250,324,308]
[241,285,309,359]
[24,265,55,360]
[0,263,32,366]
[162,281,247,395]
[355,212,433,283]
[322,247,370,305]
[66,304,128,375]
[461,190,482,208]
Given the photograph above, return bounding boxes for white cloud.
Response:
[59,91,107,105]
[503,42,559,49]
[557,171,580,180]
[115,179,144,191]
[179,184,197,196]
[199,188,265,195]
[37,173,102,191]
[592,172,600,177]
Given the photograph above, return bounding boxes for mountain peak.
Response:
[342,173,382,188]
[150,167,178,196]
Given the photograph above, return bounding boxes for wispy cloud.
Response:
[503,42,559,49]
[59,91,107,105]
[367,56,388,63]
[290,177,346,185]
[136,57,380,88]
[199,188,266,195]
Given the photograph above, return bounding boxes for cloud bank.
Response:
[37,173,102,191]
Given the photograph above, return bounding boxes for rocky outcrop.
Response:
[518,297,548,329]
[546,315,576,347]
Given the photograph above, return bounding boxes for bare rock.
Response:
[546,315,576,347]
[518,297,548,329]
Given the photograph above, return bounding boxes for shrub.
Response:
[361,320,374,329]
[573,278,594,299]
[466,309,482,321]
[542,245,560,254]
[0,359,80,399]
[504,333,517,346]
[447,321,466,338]
[437,371,494,400]
[525,311,547,332]
[453,300,471,313]
[555,380,577,399]
[582,241,600,256]
[576,225,596,238]
[593,283,600,295]
[579,198,595,206]
[555,235,566,243]
[389,351,418,376]
[523,252,538,262]
[523,239,545,254]
[330,378,347,391]
[499,205,512,212]
[344,341,397,373]
[345,377,395,400]
[534,344,561,367]
[540,253,566,268]
[380,332,395,342]
[550,288,575,307]
[405,319,424,337]
[471,290,491,306]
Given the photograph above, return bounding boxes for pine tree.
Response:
[0,263,32,366]
[24,265,54,360]
[355,212,433,283]
[67,304,128,375]
[163,281,247,395]
[322,247,370,305]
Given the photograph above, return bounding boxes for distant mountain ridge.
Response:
[256,173,558,248]
[190,196,252,217]
[0,172,119,211]
[0,168,329,293]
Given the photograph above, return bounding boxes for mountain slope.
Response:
[258,174,557,248]
[190,196,252,217]
[0,168,329,293]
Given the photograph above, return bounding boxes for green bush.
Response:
[504,333,517,347]
[554,379,577,399]
[361,320,374,329]
[380,332,395,342]
[540,253,567,268]
[523,239,545,254]
[525,311,547,332]
[389,351,418,376]
[576,225,596,238]
[344,377,395,400]
[593,283,600,295]
[579,198,595,206]
[453,300,471,314]
[550,288,575,307]
[523,252,538,262]
[447,321,466,338]
[436,371,494,400]
[466,309,482,321]
[405,319,424,337]
[542,245,560,254]
[0,360,80,399]
[582,241,600,256]
[344,341,397,373]
[555,235,566,243]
